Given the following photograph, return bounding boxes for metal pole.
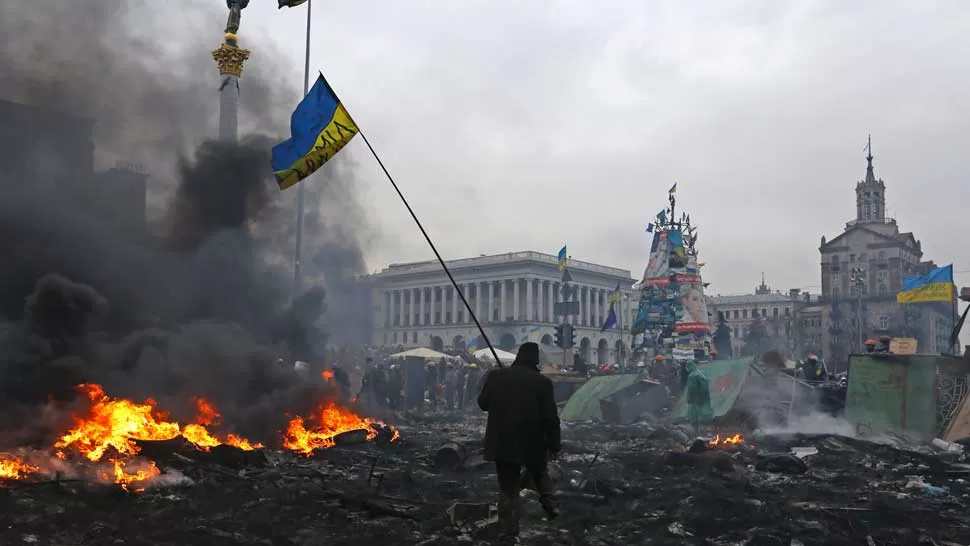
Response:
[294,0,312,295]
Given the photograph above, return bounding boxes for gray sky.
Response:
[228,0,969,296]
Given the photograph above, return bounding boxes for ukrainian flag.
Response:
[897,264,954,304]
[467,335,481,353]
[271,74,358,190]
[557,246,567,271]
[609,283,621,304]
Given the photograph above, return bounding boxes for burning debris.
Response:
[707,432,743,447]
[284,403,400,455]
[0,381,397,491]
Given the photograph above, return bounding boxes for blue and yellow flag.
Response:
[609,283,622,304]
[668,182,677,194]
[600,303,618,332]
[278,0,309,8]
[557,246,567,271]
[271,74,358,190]
[897,264,954,304]
[467,335,482,353]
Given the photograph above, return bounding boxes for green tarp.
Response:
[674,358,754,421]
[845,354,938,440]
[560,374,639,421]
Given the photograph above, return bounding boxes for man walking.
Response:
[478,342,561,544]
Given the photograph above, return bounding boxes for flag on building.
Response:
[645,223,654,233]
[557,245,567,271]
[609,283,621,304]
[466,335,482,353]
[271,74,359,190]
[668,182,677,194]
[600,303,617,332]
[278,0,309,8]
[896,264,954,304]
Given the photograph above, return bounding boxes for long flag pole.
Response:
[294,0,312,295]
[353,127,504,368]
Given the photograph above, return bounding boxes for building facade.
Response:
[707,278,821,359]
[818,146,955,369]
[368,251,637,365]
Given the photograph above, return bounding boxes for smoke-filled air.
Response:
[0,0,374,450]
[3,2,970,545]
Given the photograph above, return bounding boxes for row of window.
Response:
[723,307,791,320]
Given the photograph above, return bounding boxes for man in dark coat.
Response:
[478,342,561,543]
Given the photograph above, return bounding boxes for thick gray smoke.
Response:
[0,0,375,446]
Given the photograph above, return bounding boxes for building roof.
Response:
[374,251,634,281]
[707,293,803,306]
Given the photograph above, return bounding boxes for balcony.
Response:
[845,217,897,229]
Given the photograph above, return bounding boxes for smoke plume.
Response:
[0,0,376,446]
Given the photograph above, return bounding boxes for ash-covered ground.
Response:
[2,413,969,546]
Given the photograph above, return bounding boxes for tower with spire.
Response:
[855,134,887,223]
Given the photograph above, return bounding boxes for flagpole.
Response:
[294,0,312,295]
[353,127,504,368]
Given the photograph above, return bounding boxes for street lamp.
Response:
[850,267,867,351]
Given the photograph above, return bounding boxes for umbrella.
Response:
[389,347,449,360]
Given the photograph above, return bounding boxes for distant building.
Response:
[818,143,955,368]
[0,98,147,234]
[0,98,94,190]
[707,277,821,358]
[367,251,636,365]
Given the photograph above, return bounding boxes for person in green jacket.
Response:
[684,360,713,436]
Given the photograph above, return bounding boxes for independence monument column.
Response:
[211,0,251,142]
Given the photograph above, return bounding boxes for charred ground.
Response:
[2,416,969,546]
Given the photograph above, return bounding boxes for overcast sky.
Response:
[226,0,969,296]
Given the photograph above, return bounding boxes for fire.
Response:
[55,384,181,461]
[101,459,160,492]
[55,387,262,464]
[321,370,335,381]
[183,398,263,452]
[284,402,398,456]
[708,433,744,447]
[0,455,38,480]
[194,398,219,426]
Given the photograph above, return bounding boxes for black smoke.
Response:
[0,0,375,446]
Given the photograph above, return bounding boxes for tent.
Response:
[389,347,448,360]
[473,347,516,365]
[560,374,641,421]
[673,357,754,422]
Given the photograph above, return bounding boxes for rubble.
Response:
[2,416,970,545]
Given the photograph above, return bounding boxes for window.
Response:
[879,316,889,330]
[412,332,418,343]
[742,310,748,319]
[878,250,886,262]
[393,332,398,343]
[833,287,840,298]
[761,308,767,317]
[864,204,871,218]
[833,272,840,286]
[784,308,791,317]
[733,310,739,319]
[773,308,779,317]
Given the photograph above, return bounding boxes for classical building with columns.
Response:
[367,251,637,365]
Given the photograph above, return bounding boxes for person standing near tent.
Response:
[463,363,482,411]
[684,360,713,436]
[478,342,561,543]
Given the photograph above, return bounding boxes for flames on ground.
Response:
[284,402,401,456]
[708,433,744,447]
[0,383,398,491]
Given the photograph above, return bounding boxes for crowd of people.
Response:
[354,355,499,412]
